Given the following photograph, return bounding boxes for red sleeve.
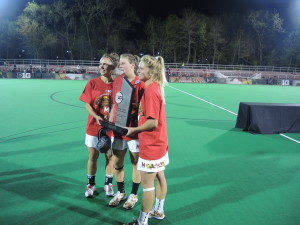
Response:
[144,86,161,120]
[79,80,92,104]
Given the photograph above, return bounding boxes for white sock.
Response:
[138,211,150,225]
[154,198,165,212]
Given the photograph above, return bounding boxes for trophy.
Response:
[101,76,134,135]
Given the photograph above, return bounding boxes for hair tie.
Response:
[106,56,115,63]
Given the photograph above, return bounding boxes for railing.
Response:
[0,59,100,66]
[1,59,300,74]
[166,63,300,74]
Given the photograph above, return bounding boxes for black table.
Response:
[235,102,300,134]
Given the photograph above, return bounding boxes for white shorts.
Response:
[137,152,169,172]
[85,134,98,148]
[112,138,139,153]
[85,134,113,149]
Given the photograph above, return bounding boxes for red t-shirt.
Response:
[112,74,145,140]
[138,82,168,160]
[79,77,113,136]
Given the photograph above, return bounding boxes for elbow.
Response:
[152,119,158,129]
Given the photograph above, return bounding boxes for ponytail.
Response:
[140,55,168,103]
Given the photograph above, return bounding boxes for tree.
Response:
[282,30,300,67]
[0,20,20,58]
[247,10,284,66]
[76,0,108,60]
[51,1,77,60]
[207,17,226,64]
[192,14,208,64]
[145,17,161,56]
[17,1,57,59]
[161,14,181,62]
[180,8,200,63]
[99,0,140,53]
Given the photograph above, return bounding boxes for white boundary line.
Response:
[279,134,300,144]
[168,85,300,144]
[168,86,237,116]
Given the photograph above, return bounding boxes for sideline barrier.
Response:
[0,69,299,86]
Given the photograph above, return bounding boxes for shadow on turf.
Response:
[0,126,84,144]
[185,119,235,131]
[0,165,121,224]
[0,159,146,225]
[165,153,300,223]
[206,128,300,154]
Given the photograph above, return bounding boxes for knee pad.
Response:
[114,165,124,171]
[143,187,155,192]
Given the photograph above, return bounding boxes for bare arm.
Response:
[108,103,115,123]
[85,103,102,125]
[126,118,158,137]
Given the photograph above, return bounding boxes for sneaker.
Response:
[123,219,147,225]
[104,183,114,197]
[85,185,97,198]
[109,191,126,206]
[123,194,138,209]
[148,210,165,220]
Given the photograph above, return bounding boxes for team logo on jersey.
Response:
[138,104,144,121]
[135,80,140,85]
[95,93,111,113]
[116,91,123,104]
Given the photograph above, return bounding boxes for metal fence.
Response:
[1,59,300,74]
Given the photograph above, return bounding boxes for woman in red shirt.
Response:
[124,55,169,225]
[79,53,118,198]
[108,54,145,209]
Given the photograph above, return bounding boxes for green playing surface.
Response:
[1,79,300,225]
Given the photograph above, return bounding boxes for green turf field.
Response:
[1,79,300,225]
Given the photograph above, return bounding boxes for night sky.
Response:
[0,0,299,28]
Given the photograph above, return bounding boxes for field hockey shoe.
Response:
[148,210,165,220]
[109,191,126,206]
[85,185,98,198]
[123,219,147,225]
[123,194,138,209]
[104,183,114,197]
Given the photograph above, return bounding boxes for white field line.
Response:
[168,85,300,144]
[279,134,300,144]
[168,86,237,116]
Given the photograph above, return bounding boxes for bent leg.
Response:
[87,147,99,176]
[155,170,167,200]
[141,171,157,212]
[130,151,141,183]
[113,149,126,182]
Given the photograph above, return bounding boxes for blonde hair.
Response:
[101,52,119,69]
[120,53,140,75]
[140,55,167,103]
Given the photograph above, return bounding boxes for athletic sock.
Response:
[117,181,125,193]
[87,175,96,186]
[105,174,113,185]
[138,211,150,225]
[131,182,140,195]
[154,198,165,212]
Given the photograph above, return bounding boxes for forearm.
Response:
[85,103,99,119]
[135,119,158,133]
[126,118,158,138]
[108,104,115,122]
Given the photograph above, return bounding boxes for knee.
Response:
[131,160,138,166]
[141,179,155,189]
[88,152,99,162]
[114,165,124,172]
[114,159,124,169]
